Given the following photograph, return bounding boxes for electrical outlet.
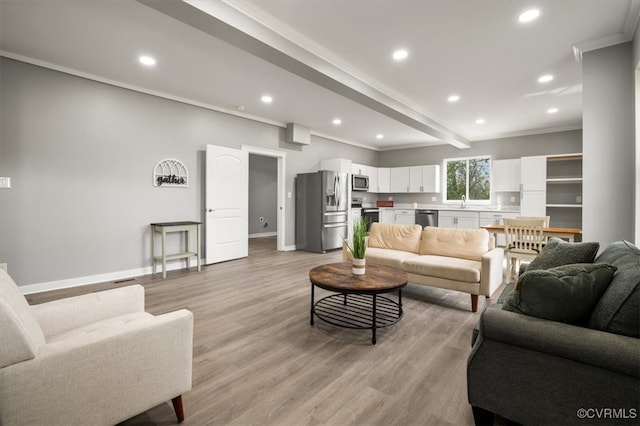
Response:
[576,195,582,203]
[0,177,10,189]
[510,196,516,202]
[431,196,437,202]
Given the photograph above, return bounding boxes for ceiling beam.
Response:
[138,0,469,149]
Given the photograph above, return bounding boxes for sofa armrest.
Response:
[0,309,193,425]
[479,248,504,297]
[31,285,145,339]
[479,306,640,377]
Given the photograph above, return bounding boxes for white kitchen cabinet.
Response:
[479,211,518,246]
[421,164,441,193]
[394,209,415,225]
[390,167,410,193]
[520,156,546,216]
[380,208,395,224]
[409,167,422,192]
[320,158,352,174]
[439,210,479,229]
[377,168,390,193]
[520,156,546,191]
[493,159,521,192]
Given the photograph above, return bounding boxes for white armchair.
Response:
[0,268,193,425]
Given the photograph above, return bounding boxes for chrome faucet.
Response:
[460,195,466,209]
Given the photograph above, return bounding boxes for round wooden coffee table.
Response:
[309,262,408,345]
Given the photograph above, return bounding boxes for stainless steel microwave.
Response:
[352,174,369,191]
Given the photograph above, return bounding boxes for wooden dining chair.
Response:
[516,215,550,227]
[503,218,546,280]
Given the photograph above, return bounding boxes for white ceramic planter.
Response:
[352,258,366,275]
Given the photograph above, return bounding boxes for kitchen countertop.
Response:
[362,203,520,213]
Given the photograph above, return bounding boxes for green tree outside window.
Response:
[445,156,491,202]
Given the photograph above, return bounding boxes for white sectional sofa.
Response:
[343,223,504,312]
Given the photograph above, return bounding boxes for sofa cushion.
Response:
[0,269,46,368]
[502,263,617,324]
[368,223,423,254]
[589,240,640,338]
[365,247,419,270]
[419,226,490,261]
[527,237,599,270]
[403,255,482,283]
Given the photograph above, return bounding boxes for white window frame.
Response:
[442,155,492,205]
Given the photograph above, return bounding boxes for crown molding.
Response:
[573,0,640,62]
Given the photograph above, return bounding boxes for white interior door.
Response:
[206,144,248,264]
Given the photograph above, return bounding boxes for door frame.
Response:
[241,145,286,251]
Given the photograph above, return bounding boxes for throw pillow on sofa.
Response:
[589,240,640,338]
[502,263,617,324]
[526,237,599,270]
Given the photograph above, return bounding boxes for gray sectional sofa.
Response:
[467,240,640,425]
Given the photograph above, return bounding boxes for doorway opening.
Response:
[242,145,287,252]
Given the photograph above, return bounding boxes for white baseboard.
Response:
[284,245,297,251]
[248,232,277,239]
[19,259,205,295]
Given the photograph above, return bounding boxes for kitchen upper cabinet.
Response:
[493,159,521,192]
[321,158,352,174]
[421,165,440,193]
[520,156,546,216]
[520,156,546,191]
[409,166,422,192]
[390,167,410,193]
[377,168,390,193]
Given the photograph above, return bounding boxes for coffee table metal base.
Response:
[310,286,403,345]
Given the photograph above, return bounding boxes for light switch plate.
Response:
[0,177,10,188]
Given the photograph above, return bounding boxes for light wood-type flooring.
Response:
[27,237,504,426]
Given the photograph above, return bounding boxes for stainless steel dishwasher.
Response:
[415,210,438,228]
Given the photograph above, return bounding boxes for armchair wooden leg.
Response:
[472,406,495,426]
[471,294,478,312]
[171,395,185,423]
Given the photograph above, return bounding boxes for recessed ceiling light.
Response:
[547,107,559,114]
[332,118,342,125]
[138,55,156,67]
[261,95,273,104]
[392,49,409,61]
[475,118,486,124]
[376,134,384,139]
[538,74,554,83]
[518,9,540,23]
[448,95,460,102]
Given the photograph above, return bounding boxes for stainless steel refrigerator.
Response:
[296,171,349,253]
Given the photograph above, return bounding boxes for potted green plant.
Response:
[347,217,367,275]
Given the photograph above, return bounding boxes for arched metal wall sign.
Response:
[153,159,189,187]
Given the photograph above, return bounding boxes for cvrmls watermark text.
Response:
[577,408,637,420]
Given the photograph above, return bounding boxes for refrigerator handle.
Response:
[336,175,341,210]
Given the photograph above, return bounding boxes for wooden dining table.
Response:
[482,224,582,243]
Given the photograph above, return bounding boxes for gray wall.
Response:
[0,58,377,286]
[582,42,635,246]
[635,25,640,244]
[379,131,582,167]
[249,154,277,235]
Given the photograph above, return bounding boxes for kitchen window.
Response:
[443,156,491,203]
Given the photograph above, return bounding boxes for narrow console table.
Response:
[150,221,201,279]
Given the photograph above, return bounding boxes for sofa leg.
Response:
[472,406,495,426]
[470,294,478,312]
[172,395,185,423]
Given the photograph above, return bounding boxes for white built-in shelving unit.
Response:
[545,154,582,230]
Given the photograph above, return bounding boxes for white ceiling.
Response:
[1,0,637,150]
